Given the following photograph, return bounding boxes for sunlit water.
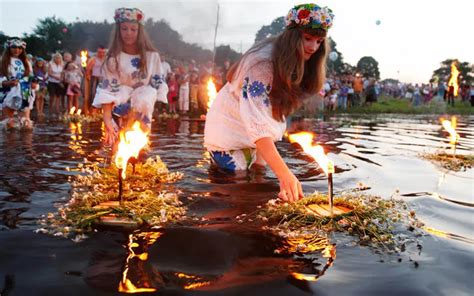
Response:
[0,114,473,295]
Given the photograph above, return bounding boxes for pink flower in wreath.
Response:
[137,13,143,21]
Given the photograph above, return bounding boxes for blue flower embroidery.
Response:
[131,57,141,69]
[249,80,265,98]
[15,60,22,66]
[150,74,164,89]
[210,151,236,171]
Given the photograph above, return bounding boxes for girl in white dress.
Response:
[93,7,168,145]
[0,38,36,128]
[204,3,334,202]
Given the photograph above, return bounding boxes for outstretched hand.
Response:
[104,119,119,145]
[277,170,304,203]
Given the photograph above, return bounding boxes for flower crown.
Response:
[114,8,145,24]
[285,3,334,31]
[4,38,26,49]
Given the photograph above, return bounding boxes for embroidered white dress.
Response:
[204,44,287,170]
[92,51,168,125]
[0,58,35,111]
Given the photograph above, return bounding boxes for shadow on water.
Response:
[0,114,473,295]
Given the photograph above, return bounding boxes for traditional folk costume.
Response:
[92,8,168,128]
[204,3,334,171]
[0,39,35,114]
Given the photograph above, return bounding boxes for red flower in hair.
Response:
[137,13,143,21]
[297,9,310,20]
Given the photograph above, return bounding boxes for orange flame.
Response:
[448,62,460,96]
[288,132,334,175]
[441,116,459,145]
[114,122,149,179]
[69,106,76,115]
[80,50,88,68]
[206,78,217,111]
[77,108,82,115]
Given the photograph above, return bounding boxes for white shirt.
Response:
[161,61,171,78]
[204,44,286,151]
[48,62,63,83]
[93,51,168,108]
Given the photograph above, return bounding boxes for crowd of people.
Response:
[319,73,473,112]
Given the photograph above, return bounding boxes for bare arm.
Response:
[102,103,118,145]
[255,137,304,202]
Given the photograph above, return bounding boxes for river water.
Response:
[0,114,472,295]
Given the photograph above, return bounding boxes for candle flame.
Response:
[448,62,460,96]
[114,121,149,179]
[69,106,76,115]
[206,78,217,111]
[441,116,459,145]
[77,108,82,115]
[80,50,88,68]
[288,132,334,175]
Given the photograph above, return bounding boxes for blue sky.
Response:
[1,0,472,83]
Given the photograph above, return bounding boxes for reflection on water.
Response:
[0,115,473,294]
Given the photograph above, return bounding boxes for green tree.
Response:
[431,59,473,85]
[254,16,285,43]
[356,56,380,80]
[32,16,71,54]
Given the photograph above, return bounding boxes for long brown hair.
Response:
[106,22,157,76]
[227,27,328,121]
[0,45,31,78]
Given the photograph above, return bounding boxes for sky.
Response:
[1,0,473,84]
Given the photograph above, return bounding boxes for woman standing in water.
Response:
[0,38,36,128]
[204,3,334,202]
[93,7,168,145]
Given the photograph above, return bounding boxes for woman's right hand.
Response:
[277,170,304,203]
[104,118,118,145]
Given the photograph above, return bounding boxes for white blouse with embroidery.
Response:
[0,57,35,110]
[92,51,168,117]
[204,44,287,152]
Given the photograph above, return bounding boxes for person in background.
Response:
[47,53,64,115]
[177,65,189,114]
[0,38,36,128]
[33,57,48,116]
[64,62,83,112]
[167,73,178,114]
[85,45,106,113]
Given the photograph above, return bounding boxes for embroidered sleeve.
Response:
[148,52,168,104]
[92,58,131,108]
[239,61,281,143]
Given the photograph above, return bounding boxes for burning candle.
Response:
[114,121,149,204]
[288,132,335,215]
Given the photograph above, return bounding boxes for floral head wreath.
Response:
[4,38,27,49]
[285,3,334,31]
[114,8,145,24]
